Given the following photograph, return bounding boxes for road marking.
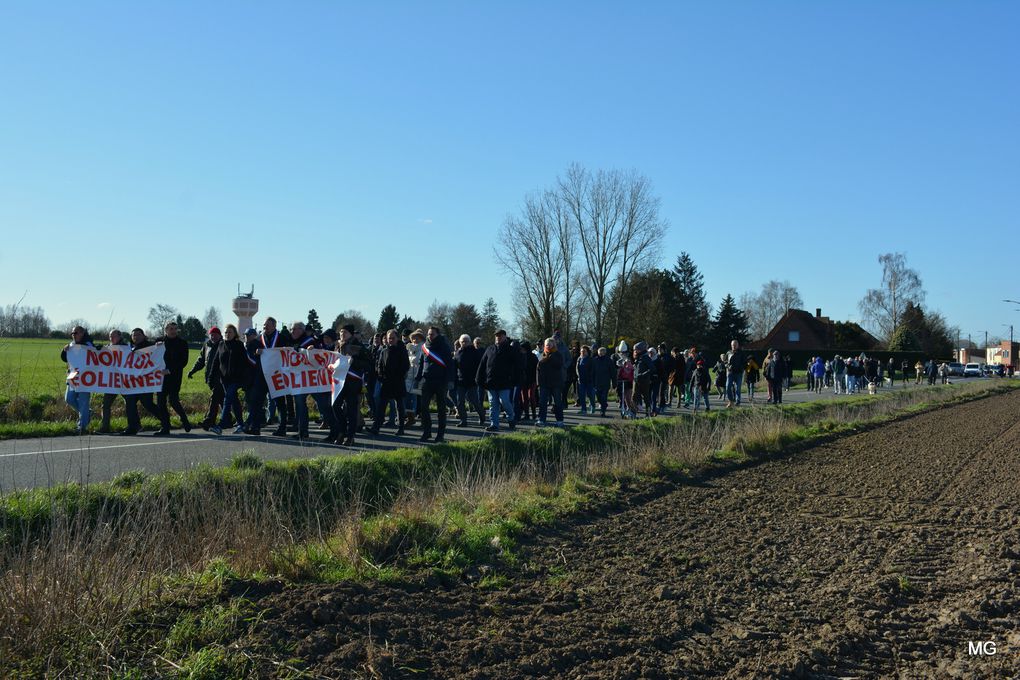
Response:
[0,437,217,458]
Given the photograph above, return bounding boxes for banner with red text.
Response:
[65,344,166,395]
[260,347,350,400]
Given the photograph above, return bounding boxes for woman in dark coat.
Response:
[373,329,410,435]
[210,324,250,434]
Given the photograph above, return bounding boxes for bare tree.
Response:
[612,171,666,341]
[202,306,221,330]
[559,165,665,346]
[858,252,925,343]
[494,192,565,339]
[740,281,803,340]
[147,304,179,336]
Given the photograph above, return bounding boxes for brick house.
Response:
[747,308,878,352]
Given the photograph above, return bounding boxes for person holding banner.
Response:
[121,328,169,436]
[416,326,454,443]
[98,329,129,433]
[287,328,339,441]
[60,325,96,435]
[247,316,291,437]
[154,321,192,435]
[330,324,372,446]
[371,329,409,436]
[209,324,250,435]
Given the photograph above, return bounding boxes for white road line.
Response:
[0,437,217,458]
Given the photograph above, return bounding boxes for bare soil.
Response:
[237,391,1020,678]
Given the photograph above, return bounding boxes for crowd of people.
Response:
[59,319,967,443]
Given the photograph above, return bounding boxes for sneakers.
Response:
[210,425,222,435]
[535,421,548,427]
[233,425,246,434]
[484,425,499,432]
[554,421,565,428]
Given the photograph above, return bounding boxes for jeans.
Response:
[65,386,92,431]
[373,383,398,425]
[456,384,483,422]
[373,389,405,430]
[487,388,514,428]
[746,381,756,400]
[834,372,845,394]
[577,382,597,412]
[219,382,245,429]
[725,372,743,404]
[693,387,710,411]
[538,385,564,423]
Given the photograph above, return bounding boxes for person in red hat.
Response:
[188,326,224,429]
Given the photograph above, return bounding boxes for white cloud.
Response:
[418,218,433,224]
[97,302,112,308]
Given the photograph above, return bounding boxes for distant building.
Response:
[986,341,1020,367]
[232,285,259,333]
[747,308,879,352]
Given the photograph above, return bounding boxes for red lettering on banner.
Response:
[110,350,123,366]
[81,371,96,387]
[272,373,286,391]
[86,350,100,366]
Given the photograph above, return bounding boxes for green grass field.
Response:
[0,338,209,402]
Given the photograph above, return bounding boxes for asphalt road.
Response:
[0,378,992,492]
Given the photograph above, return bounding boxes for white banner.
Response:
[65,344,166,395]
[260,347,350,401]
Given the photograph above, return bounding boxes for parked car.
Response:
[985,364,1006,377]
[963,363,981,377]
[948,362,965,376]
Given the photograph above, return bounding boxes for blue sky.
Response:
[1,2,1017,344]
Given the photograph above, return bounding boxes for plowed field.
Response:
[239,391,1020,678]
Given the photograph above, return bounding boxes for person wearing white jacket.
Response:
[404,329,424,426]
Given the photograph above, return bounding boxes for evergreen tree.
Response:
[671,252,712,347]
[608,269,683,349]
[332,310,374,337]
[450,303,482,339]
[479,297,502,338]
[182,316,206,343]
[887,324,921,352]
[708,294,750,355]
[306,309,323,335]
[397,315,417,332]
[377,304,399,333]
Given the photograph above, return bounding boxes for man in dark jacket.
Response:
[476,329,517,432]
[454,333,484,427]
[765,350,787,405]
[592,347,614,417]
[415,326,453,443]
[154,321,192,435]
[120,328,170,435]
[725,340,746,408]
[188,326,223,429]
[656,343,673,413]
[245,316,291,436]
[372,329,410,436]
[331,324,372,446]
[537,338,565,426]
[633,341,655,417]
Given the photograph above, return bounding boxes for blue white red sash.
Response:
[421,344,447,368]
[347,370,364,381]
[260,331,279,348]
[297,335,315,348]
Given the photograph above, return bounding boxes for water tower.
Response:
[232,284,259,333]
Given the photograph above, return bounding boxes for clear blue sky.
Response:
[2,2,1017,344]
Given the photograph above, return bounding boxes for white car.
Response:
[963,363,981,377]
